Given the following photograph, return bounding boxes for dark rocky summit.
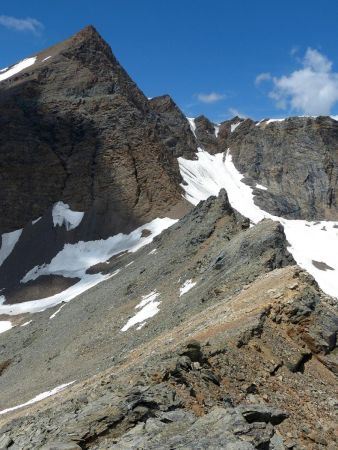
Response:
[0,26,195,236]
[0,26,337,450]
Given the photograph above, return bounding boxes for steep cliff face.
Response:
[0,26,194,237]
[220,116,338,220]
[148,95,197,158]
[193,115,222,154]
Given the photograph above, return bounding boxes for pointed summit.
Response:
[58,24,113,60]
[0,26,190,234]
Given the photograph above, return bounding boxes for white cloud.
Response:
[0,15,43,34]
[255,72,271,85]
[290,46,299,57]
[196,92,226,104]
[267,48,338,115]
[228,107,247,119]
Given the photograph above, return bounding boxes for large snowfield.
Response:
[0,216,177,319]
[178,145,338,299]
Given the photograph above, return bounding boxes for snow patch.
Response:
[179,279,196,296]
[256,184,268,190]
[214,125,220,137]
[0,321,12,334]
[0,57,36,83]
[32,217,41,225]
[22,218,176,283]
[1,218,176,315]
[265,118,285,124]
[52,202,84,231]
[231,122,241,132]
[178,148,338,298]
[256,118,285,126]
[21,320,32,327]
[0,229,22,267]
[0,382,75,416]
[42,56,52,62]
[1,273,115,315]
[121,291,160,332]
[187,117,197,137]
[49,303,65,319]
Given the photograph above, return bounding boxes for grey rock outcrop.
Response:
[221,116,338,220]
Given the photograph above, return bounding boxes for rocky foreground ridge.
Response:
[0,26,337,449]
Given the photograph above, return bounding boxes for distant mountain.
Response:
[0,26,337,449]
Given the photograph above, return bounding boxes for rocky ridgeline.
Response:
[0,191,337,448]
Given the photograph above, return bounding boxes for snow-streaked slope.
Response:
[0,57,36,82]
[178,149,232,206]
[49,303,66,319]
[231,122,242,132]
[0,272,117,315]
[179,279,196,296]
[187,117,197,137]
[0,381,74,416]
[121,291,160,331]
[0,229,23,267]
[52,202,84,231]
[0,217,177,315]
[178,148,338,298]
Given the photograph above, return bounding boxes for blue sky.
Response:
[1,0,338,121]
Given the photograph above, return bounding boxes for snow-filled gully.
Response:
[178,147,338,299]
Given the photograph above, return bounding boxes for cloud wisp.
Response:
[0,15,43,34]
[255,72,271,86]
[196,92,226,104]
[256,48,338,115]
[228,107,247,119]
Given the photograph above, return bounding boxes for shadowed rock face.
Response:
[193,115,221,154]
[148,95,197,158]
[0,26,194,236]
[220,116,338,220]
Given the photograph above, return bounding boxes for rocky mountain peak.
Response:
[0,28,195,234]
[0,25,337,450]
